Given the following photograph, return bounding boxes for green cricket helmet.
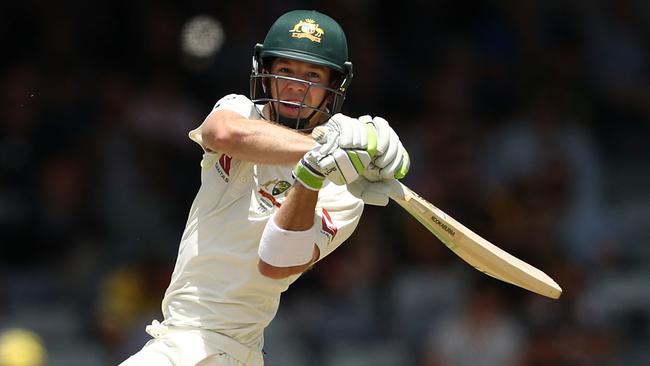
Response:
[250,10,353,130]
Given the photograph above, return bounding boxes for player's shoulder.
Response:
[213,94,262,120]
[213,94,252,110]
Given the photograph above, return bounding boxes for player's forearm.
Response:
[201,110,317,164]
[257,184,321,279]
[274,183,319,231]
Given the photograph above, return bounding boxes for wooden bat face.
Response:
[387,180,562,299]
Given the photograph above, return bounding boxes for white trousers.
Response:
[119,321,264,366]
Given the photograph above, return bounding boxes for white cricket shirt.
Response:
[160,94,364,350]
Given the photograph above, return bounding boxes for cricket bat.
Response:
[387,180,562,299]
[312,126,562,299]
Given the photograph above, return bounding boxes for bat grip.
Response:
[386,179,408,201]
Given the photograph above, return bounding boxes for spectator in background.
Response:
[478,86,612,265]
[422,283,526,366]
[581,0,649,113]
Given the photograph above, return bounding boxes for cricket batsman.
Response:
[120,9,409,366]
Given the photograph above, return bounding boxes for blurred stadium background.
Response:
[1,0,649,365]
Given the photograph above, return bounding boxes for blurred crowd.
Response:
[1,0,649,365]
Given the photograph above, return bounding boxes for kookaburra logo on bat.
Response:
[432,216,456,236]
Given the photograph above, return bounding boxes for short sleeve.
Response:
[212,94,258,118]
[313,183,365,261]
[188,94,259,153]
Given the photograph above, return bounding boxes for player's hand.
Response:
[318,113,378,158]
[361,115,410,181]
[347,177,391,206]
[293,142,371,189]
[292,150,326,190]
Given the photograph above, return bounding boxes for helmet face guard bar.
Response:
[250,73,345,130]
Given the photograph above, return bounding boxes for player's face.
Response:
[268,58,332,123]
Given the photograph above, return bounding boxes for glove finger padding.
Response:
[317,132,340,155]
[396,149,410,179]
[318,148,371,185]
[340,119,366,148]
[367,116,391,159]
[380,145,410,179]
[347,177,391,206]
[373,125,400,168]
[319,114,377,157]
[353,115,410,181]
[319,113,344,136]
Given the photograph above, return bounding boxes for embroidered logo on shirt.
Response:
[272,180,291,195]
[320,208,338,240]
[219,154,232,175]
[215,154,232,182]
[258,189,281,208]
[258,179,293,210]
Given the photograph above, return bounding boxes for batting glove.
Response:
[361,115,410,181]
[293,142,373,190]
[293,151,327,191]
[347,177,392,206]
[318,113,378,158]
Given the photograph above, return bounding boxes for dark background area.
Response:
[1,0,649,365]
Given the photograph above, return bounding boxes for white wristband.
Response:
[258,216,319,267]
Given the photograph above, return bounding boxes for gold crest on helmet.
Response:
[289,19,324,43]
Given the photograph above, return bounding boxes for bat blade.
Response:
[310,126,561,299]
[388,180,562,299]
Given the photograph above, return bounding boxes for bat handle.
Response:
[387,179,408,201]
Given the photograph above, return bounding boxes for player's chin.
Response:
[279,104,306,118]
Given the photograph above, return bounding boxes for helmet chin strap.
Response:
[278,114,310,130]
[272,97,330,131]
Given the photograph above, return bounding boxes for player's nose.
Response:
[286,79,308,93]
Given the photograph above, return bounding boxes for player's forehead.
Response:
[271,58,330,73]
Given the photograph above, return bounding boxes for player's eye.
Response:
[305,72,322,82]
[276,67,291,75]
